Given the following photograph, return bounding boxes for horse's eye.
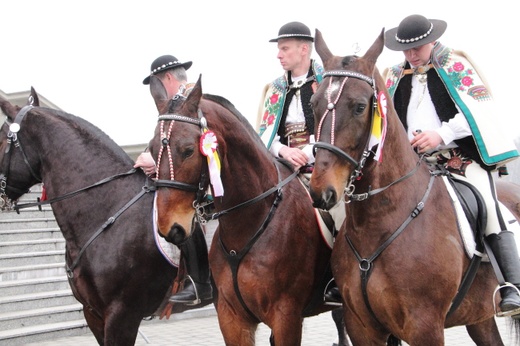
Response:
[182,147,195,160]
[355,104,367,116]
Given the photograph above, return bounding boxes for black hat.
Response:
[384,14,447,51]
[142,55,192,85]
[269,21,314,42]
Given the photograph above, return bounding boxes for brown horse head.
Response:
[148,76,206,245]
[309,28,402,210]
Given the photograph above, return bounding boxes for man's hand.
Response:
[411,130,442,153]
[134,152,156,176]
[279,146,308,169]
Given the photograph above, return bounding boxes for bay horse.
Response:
[308,29,520,345]
[0,89,208,345]
[146,76,349,345]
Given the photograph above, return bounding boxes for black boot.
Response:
[169,224,213,306]
[487,231,520,317]
[324,279,342,306]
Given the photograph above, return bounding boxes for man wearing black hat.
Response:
[135,54,213,307]
[258,21,323,171]
[383,14,520,318]
[135,55,193,176]
[257,21,343,304]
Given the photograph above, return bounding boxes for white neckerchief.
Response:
[286,74,307,124]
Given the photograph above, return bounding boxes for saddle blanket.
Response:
[153,194,181,267]
[443,176,520,260]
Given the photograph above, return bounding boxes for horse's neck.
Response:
[355,118,430,218]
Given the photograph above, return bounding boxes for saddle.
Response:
[447,175,487,250]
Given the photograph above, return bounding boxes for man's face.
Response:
[403,42,435,67]
[276,38,306,72]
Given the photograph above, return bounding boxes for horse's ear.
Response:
[362,28,385,65]
[315,29,334,70]
[149,75,169,114]
[0,97,19,120]
[30,86,40,107]
[183,74,203,117]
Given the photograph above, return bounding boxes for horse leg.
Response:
[102,308,142,345]
[331,308,350,346]
[216,304,257,346]
[83,308,105,345]
[465,317,505,346]
[269,315,304,346]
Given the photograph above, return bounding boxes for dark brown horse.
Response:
[308,29,520,345]
[147,76,348,345]
[0,89,206,345]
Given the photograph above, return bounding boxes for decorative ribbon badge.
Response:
[369,91,388,162]
[200,130,224,197]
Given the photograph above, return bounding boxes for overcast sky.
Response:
[2,1,518,146]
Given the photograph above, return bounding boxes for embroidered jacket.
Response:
[257,60,324,149]
[384,42,518,168]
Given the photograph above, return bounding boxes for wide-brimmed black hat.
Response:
[269,21,314,42]
[142,55,192,85]
[384,14,447,51]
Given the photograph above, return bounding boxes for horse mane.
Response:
[202,93,273,157]
[30,106,133,164]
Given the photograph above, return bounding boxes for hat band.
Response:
[151,61,182,75]
[395,23,433,45]
[276,33,313,40]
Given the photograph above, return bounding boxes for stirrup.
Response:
[323,279,342,307]
[169,275,202,306]
[493,282,520,318]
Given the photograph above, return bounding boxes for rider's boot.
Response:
[324,280,342,305]
[169,224,213,306]
[487,231,520,317]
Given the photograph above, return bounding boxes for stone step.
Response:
[0,275,69,296]
[0,289,76,313]
[0,227,62,241]
[0,238,65,254]
[0,262,66,282]
[0,208,54,220]
[0,249,65,267]
[0,217,58,230]
[0,319,88,346]
[0,303,83,331]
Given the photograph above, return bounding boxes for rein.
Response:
[66,177,155,278]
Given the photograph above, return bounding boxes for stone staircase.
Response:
[0,184,89,345]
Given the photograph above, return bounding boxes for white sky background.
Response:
[1,0,518,146]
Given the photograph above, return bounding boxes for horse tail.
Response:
[387,335,402,346]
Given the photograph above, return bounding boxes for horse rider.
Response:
[257,21,342,304]
[382,14,520,317]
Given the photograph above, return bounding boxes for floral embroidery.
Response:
[263,92,282,126]
[446,61,475,92]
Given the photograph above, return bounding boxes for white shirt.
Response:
[406,73,472,150]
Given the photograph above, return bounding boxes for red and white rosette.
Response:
[200,130,224,197]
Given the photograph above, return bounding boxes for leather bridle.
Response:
[0,104,41,210]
